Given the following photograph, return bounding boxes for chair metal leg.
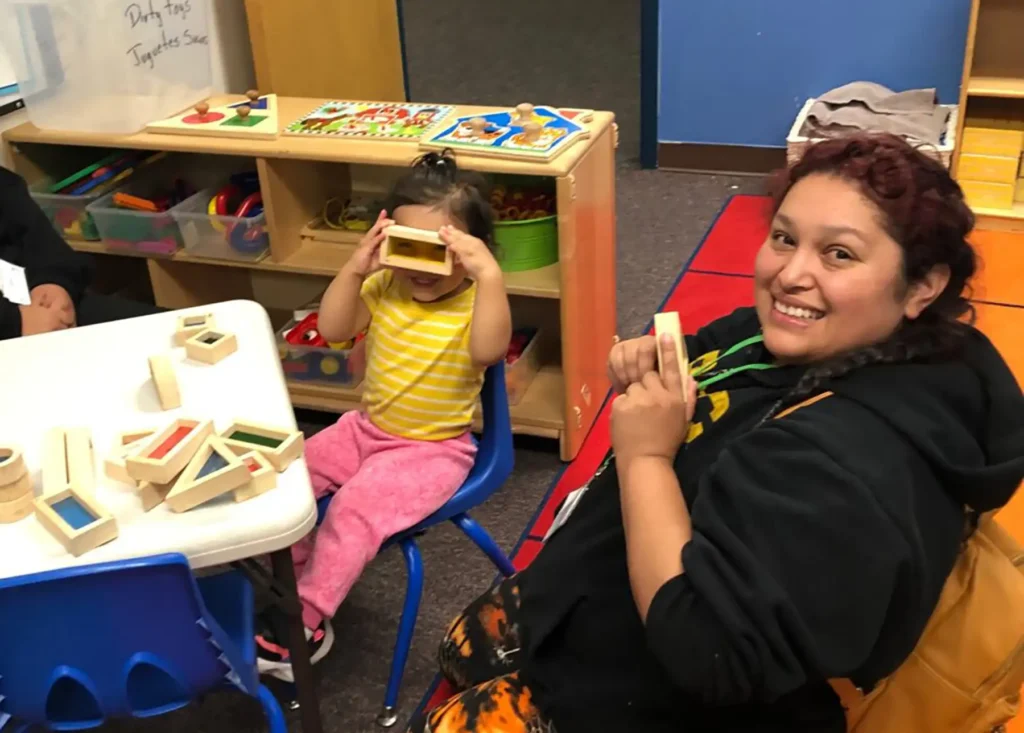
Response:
[258,684,288,733]
[452,513,516,577]
[378,538,424,728]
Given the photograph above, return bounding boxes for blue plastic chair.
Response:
[0,553,285,732]
[313,360,516,727]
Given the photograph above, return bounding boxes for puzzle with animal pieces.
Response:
[420,103,594,161]
[146,91,279,141]
[283,101,453,140]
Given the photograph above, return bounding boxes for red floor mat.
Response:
[688,194,770,276]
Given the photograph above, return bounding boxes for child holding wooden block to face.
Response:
[254,150,512,682]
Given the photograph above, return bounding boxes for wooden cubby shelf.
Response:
[968,76,1024,100]
[953,0,1024,232]
[2,96,618,460]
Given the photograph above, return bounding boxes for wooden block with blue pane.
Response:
[165,436,250,513]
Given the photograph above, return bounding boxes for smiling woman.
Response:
[758,133,978,406]
[410,133,1024,733]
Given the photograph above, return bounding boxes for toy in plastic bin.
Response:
[491,183,556,222]
[207,172,269,255]
[102,179,196,254]
[279,313,367,385]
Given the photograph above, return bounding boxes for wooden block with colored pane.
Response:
[126,419,214,485]
[33,487,118,557]
[184,329,238,365]
[233,451,277,502]
[165,436,250,513]
[381,225,453,276]
[220,420,304,472]
[174,312,215,346]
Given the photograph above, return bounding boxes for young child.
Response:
[256,150,512,681]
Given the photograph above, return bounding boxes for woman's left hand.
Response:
[440,225,500,281]
[611,333,697,468]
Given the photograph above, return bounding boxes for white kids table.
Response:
[0,299,323,733]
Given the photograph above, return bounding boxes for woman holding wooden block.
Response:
[255,150,512,682]
[410,135,1024,733]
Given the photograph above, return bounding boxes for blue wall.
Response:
[658,0,972,148]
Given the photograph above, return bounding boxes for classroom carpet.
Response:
[413,195,1024,727]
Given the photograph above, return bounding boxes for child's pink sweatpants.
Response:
[294,410,476,629]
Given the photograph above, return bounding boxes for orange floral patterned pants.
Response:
[407,577,555,733]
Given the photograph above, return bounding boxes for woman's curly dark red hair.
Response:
[767,133,977,326]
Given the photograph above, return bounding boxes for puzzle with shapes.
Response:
[283,101,453,140]
[146,92,279,141]
[420,104,593,162]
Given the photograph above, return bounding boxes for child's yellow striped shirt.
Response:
[360,270,483,441]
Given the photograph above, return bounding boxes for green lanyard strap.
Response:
[691,333,776,390]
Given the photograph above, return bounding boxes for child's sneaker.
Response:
[255,613,334,683]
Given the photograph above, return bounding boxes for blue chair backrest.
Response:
[429,360,515,519]
[0,553,253,729]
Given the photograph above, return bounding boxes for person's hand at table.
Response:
[19,304,70,336]
[30,283,76,327]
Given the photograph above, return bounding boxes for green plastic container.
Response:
[494,214,558,272]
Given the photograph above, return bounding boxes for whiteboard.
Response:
[0,40,16,95]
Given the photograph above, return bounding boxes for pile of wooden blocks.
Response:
[107,418,303,514]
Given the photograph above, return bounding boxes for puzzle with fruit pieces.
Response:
[146,93,280,141]
[283,101,453,140]
[420,105,593,162]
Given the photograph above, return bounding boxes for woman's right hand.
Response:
[345,209,394,278]
[607,335,658,394]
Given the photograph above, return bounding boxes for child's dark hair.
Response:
[385,149,496,250]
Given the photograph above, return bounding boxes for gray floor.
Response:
[100,1,763,730]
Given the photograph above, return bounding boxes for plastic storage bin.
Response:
[276,320,367,387]
[0,0,212,134]
[30,183,107,241]
[29,150,172,240]
[505,328,542,405]
[86,189,188,258]
[172,187,270,262]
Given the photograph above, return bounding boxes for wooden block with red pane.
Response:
[233,451,277,502]
[126,419,214,485]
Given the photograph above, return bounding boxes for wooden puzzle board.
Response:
[420,106,593,162]
[283,101,454,140]
[146,95,280,141]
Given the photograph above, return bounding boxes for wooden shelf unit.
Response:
[1,97,618,460]
[953,0,1024,232]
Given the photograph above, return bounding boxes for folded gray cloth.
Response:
[803,81,949,146]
